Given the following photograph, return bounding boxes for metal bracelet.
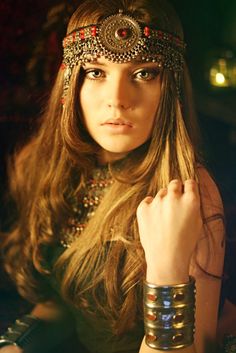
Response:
[145,325,195,350]
[143,276,196,309]
[0,315,43,348]
[143,277,196,350]
[0,313,75,353]
[144,303,195,329]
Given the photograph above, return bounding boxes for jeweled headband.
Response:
[61,10,186,104]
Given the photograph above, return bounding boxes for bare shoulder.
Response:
[197,166,224,218]
[191,166,225,277]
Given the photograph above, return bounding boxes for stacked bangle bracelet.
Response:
[0,313,74,352]
[143,276,196,350]
[0,315,43,349]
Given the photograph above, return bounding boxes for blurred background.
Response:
[0,0,236,331]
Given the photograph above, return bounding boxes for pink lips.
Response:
[102,118,133,127]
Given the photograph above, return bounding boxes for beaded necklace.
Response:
[60,166,113,248]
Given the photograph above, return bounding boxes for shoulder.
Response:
[196,165,224,219]
[191,165,225,276]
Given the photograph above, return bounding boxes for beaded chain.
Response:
[60,166,113,248]
[61,11,185,104]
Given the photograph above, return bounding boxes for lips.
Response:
[101,118,133,127]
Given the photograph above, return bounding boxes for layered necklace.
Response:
[60,165,114,248]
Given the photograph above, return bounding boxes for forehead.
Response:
[83,57,162,69]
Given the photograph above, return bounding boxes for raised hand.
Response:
[137,179,203,284]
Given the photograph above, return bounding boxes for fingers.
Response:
[157,187,167,198]
[142,196,154,204]
[183,179,199,194]
[167,179,199,195]
[136,196,154,217]
[183,179,200,204]
[156,179,199,199]
[167,179,183,194]
[138,179,199,212]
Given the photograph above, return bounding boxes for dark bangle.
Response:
[0,313,75,352]
[0,315,43,349]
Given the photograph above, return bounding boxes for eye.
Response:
[134,68,160,81]
[84,68,105,80]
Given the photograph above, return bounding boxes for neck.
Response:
[97,150,128,165]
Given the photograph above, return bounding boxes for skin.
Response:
[0,59,225,353]
[137,170,225,353]
[137,179,202,285]
[79,57,162,164]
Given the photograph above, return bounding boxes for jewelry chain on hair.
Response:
[61,11,186,104]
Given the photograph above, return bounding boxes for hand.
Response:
[137,179,203,284]
[0,346,22,353]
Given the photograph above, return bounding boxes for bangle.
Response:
[143,277,196,350]
[0,315,43,349]
[0,313,75,352]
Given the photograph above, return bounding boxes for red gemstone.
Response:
[60,63,66,71]
[80,29,85,40]
[91,25,97,36]
[117,28,129,39]
[144,26,150,37]
[147,293,157,302]
[147,313,157,321]
[146,334,157,342]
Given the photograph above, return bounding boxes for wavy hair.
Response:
[2,0,204,334]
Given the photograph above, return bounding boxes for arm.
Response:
[136,170,225,353]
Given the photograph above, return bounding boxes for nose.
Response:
[106,74,134,110]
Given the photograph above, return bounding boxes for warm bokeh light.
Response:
[215,73,226,85]
[209,57,236,88]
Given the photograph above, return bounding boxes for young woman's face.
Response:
[79,57,162,163]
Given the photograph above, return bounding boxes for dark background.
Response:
[0,0,236,332]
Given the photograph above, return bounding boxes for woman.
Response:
[0,0,225,352]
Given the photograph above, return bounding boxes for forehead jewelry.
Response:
[61,10,186,104]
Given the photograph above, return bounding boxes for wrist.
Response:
[146,266,189,286]
[143,277,196,350]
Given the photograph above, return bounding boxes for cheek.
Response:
[79,87,90,113]
[144,94,160,122]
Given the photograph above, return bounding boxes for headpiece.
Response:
[61,10,186,104]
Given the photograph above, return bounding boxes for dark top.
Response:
[44,245,144,353]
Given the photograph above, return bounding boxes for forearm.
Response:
[31,300,66,320]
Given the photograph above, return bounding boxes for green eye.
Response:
[135,69,160,81]
[138,71,149,78]
[85,69,104,79]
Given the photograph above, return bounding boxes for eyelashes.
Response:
[134,68,160,81]
[84,68,105,80]
[82,67,161,82]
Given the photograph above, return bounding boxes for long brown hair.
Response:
[2,0,202,334]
